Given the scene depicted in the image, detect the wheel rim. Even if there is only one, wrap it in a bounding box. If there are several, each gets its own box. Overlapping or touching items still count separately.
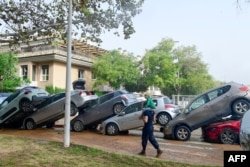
[70,104,78,116]
[26,121,34,130]
[158,114,169,125]
[74,121,83,132]
[176,128,189,140]
[107,124,117,135]
[221,130,235,144]
[114,104,124,114]
[21,101,32,112]
[235,102,249,114]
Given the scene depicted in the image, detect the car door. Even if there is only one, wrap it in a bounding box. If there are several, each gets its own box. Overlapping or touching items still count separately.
[184,94,214,129]
[118,102,144,131]
[0,91,20,123]
[206,86,231,118]
[33,93,65,124]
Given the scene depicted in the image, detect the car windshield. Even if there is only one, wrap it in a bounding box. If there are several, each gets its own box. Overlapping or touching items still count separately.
[0,91,21,108]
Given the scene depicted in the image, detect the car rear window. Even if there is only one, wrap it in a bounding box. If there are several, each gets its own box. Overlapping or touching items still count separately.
[163,97,172,104]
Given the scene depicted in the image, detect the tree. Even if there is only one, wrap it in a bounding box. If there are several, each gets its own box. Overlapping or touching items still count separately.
[141,38,178,94]
[141,38,216,96]
[0,52,21,91]
[0,0,144,45]
[92,50,140,90]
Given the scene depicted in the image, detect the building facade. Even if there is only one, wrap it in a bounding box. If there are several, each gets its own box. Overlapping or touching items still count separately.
[0,38,105,90]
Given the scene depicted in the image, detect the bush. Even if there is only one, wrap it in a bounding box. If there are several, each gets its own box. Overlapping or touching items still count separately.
[45,85,65,94]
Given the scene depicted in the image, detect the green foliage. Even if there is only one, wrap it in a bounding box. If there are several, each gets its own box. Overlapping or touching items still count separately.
[93,50,140,90]
[0,52,21,92]
[0,0,144,45]
[45,85,65,94]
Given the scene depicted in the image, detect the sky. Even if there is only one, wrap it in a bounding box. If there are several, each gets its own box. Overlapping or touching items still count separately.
[99,0,250,84]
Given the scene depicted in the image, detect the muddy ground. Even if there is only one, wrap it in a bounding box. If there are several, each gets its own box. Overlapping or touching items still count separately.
[0,127,241,167]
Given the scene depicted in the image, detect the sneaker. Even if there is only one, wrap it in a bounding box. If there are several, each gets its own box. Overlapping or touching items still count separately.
[138,150,146,156]
[156,149,163,158]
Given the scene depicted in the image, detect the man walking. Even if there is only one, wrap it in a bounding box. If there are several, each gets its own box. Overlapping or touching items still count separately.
[138,96,163,158]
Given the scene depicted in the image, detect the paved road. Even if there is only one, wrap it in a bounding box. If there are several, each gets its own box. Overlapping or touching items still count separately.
[0,127,241,167]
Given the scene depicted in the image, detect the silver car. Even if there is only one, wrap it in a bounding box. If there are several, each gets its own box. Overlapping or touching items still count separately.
[100,101,145,135]
[240,109,250,150]
[164,81,250,141]
[22,91,98,130]
[0,87,49,125]
[71,90,138,132]
[152,96,180,126]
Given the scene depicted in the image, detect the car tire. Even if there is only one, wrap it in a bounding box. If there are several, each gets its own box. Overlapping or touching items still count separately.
[70,103,79,116]
[232,99,250,116]
[106,123,119,135]
[113,103,125,115]
[157,112,171,126]
[72,120,84,132]
[219,128,237,144]
[174,125,191,141]
[25,119,36,130]
[20,99,33,113]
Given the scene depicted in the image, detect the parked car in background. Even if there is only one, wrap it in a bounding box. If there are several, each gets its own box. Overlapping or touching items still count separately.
[202,118,240,144]
[163,82,250,141]
[22,91,98,130]
[0,93,12,104]
[0,87,49,126]
[100,101,145,135]
[240,109,250,150]
[152,95,180,126]
[71,90,138,132]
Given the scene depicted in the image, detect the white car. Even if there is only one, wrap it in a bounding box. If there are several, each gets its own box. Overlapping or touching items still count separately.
[0,87,49,125]
[152,96,180,126]
[240,109,250,150]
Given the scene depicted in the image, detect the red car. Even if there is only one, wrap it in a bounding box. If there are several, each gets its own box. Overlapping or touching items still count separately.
[202,119,240,144]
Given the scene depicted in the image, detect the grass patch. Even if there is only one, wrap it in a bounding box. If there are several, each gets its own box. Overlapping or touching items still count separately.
[0,135,216,167]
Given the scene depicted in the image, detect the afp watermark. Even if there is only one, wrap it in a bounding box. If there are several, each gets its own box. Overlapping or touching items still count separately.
[224,151,250,167]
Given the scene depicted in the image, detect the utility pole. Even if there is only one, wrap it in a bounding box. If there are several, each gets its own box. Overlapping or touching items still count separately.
[64,0,73,147]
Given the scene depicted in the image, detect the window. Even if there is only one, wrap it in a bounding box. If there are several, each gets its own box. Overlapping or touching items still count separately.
[21,65,28,79]
[78,69,84,79]
[32,65,36,81]
[91,72,96,80]
[41,65,49,81]
[189,95,208,111]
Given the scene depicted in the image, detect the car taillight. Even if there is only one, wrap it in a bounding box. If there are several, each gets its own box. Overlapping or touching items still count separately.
[165,104,174,109]
[239,85,249,92]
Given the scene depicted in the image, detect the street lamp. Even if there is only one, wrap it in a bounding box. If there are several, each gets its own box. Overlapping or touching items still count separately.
[64,0,73,148]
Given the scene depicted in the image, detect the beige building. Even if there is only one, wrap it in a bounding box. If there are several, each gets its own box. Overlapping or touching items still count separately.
[0,38,106,90]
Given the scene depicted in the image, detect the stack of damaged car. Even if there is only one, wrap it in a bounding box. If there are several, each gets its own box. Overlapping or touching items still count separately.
[0,86,49,127]
[163,82,250,141]
[22,90,98,130]
[71,90,138,132]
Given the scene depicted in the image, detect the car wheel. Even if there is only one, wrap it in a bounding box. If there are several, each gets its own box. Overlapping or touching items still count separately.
[72,120,84,132]
[157,112,171,126]
[70,103,79,116]
[113,103,125,115]
[232,99,249,116]
[20,99,33,113]
[46,122,55,128]
[219,128,237,144]
[174,125,191,141]
[25,119,36,130]
[106,123,119,135]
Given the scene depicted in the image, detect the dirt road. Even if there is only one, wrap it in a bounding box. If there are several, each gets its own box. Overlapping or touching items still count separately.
[0,127,241,166]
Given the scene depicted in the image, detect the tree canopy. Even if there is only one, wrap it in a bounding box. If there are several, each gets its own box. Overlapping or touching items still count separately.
[92,50,140,90]
[0,0,144,45]
[0,52,21,91]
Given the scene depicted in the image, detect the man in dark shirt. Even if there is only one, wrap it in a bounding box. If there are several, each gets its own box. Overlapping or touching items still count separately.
[138,96,163,158]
